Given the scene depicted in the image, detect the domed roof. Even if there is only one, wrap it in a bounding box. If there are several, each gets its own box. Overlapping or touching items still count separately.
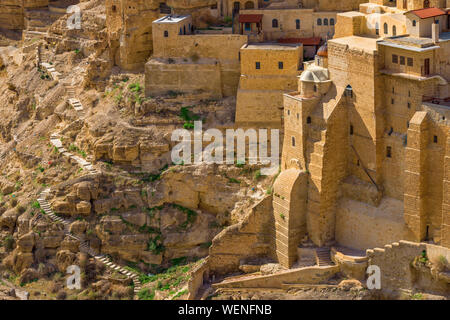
[299,66,329,83]
[317,41,328,57]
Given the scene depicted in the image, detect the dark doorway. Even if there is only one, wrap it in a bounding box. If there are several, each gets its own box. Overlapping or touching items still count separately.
[424,58,430,75]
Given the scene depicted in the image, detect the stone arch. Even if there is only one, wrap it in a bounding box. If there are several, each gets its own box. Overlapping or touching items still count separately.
[244,1,254,9]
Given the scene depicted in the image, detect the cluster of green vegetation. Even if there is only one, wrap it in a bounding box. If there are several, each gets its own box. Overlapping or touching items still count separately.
[147,235,164,255]
[140,164,169,183]
[172,204,197,230]
[135,257,196,300]
[223,173,240,184]
[145,205,163,218]
[129,82,145,105]
[419,250,428,264]
[68,144,87,158]
[179,106,202,130]
[37,67,50,80]
[3,235,14,251]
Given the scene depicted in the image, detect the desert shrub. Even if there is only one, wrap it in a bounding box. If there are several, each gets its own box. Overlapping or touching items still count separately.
[138,288,155,300]
[4,236,14,251]
[56,290,67,300]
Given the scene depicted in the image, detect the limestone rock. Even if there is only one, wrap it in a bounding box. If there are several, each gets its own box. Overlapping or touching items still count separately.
[76,201,92,215]
[69,220,89,234]
[16,232,36,253]
[19,268,39,284]
[56,250,77,273]
[0,209,20,232]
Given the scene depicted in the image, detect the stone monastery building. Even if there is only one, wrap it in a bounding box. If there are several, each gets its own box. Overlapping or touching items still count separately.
[105,0,450,269]
[4,0,448,277]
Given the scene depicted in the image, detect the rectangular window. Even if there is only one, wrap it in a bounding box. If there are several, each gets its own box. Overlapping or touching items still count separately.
[392,54,398,64]
[434,135,438,143]
[296,19,300,29]
[400,56,405,65]
[386,146,392,158]
[391,98,395,104]
[255,62,260,69]
[278,61,284,69]
[407,102,411,109]
[407,57,413,67]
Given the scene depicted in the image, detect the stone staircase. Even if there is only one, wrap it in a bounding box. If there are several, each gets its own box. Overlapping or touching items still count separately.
[316,247,333,266]
[37,189,143,297]
[49,133,99,175]
[41,62,62,80]
[64,84,85,117]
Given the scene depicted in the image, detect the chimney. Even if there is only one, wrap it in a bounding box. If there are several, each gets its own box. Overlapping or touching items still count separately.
[432,21,439,43]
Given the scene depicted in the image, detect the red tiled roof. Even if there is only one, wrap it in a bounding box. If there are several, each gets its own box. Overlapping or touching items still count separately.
[239,14,263,23]
[277,37,322,46]
[407,7,446,19]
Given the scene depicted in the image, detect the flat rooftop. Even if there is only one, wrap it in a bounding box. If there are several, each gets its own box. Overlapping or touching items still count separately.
[243,43,301,50]
[338,11,366,18]
[154,15,190,24]
[378,33,450,52]
[329,36,378,53]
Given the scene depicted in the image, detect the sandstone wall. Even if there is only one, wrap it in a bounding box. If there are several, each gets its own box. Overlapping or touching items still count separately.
[272,169,308,267]
[235,44,302,127]
[336,197,413,250]
[0,1,25,30]
[366,240,450,295]
[150,34,247,96]
[208,196,274,275]
[145,58,223,99]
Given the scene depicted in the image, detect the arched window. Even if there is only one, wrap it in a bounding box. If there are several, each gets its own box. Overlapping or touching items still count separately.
[164,30,169,37]
[384,23,388,34]
[392,25,396,36]
[424,0,430,8]
[272,19,278,28]
[244,1,254,9]
[324,18,328,26]
[306,116,311,124]
[292,137,296,147]
[317,18,322,26]
[296,19,300,29]
[330,18,335,26]
[412,20,416,27]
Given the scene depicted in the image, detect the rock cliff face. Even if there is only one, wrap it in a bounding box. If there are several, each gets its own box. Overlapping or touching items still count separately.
[0,9,271,296]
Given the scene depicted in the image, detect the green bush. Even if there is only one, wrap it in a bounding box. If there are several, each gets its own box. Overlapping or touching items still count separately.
[4,236,14,251]
[31,201,40,209]
[137,288,155,300]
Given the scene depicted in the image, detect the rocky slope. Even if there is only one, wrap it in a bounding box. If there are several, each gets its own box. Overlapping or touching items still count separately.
[0,0,275,300]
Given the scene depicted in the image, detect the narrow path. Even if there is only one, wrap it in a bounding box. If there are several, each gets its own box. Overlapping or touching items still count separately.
[30,49,143,298]
[36,189,143,297]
